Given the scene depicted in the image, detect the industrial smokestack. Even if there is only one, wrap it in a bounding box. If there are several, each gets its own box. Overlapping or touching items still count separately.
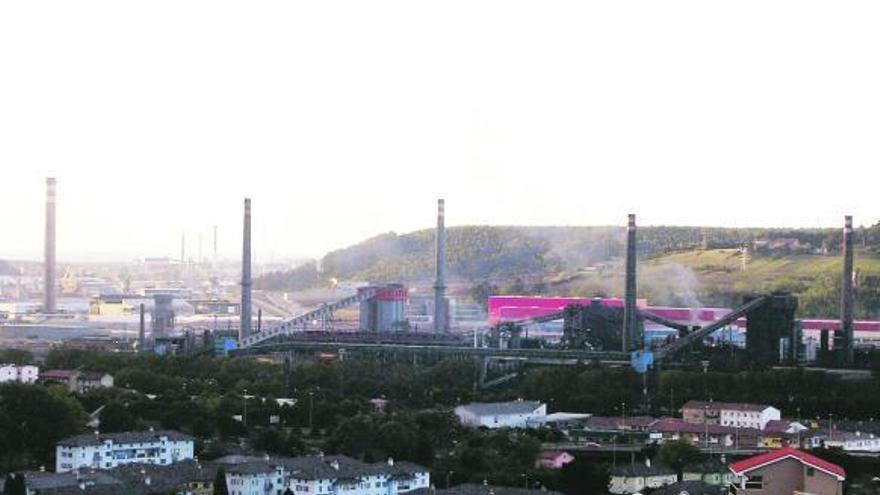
[139,303,146,351]
[240,198,253,341]
[842,215,854,364]
[622,213,637,353]
[434,199,447,332]
[44,177,57,313]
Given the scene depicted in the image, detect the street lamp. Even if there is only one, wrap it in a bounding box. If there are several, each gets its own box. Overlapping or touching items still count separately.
[308,390,315,431]
[243,388,248,427]
[445,471,455,488]
[612,435,617,467]
[704,404,709,452]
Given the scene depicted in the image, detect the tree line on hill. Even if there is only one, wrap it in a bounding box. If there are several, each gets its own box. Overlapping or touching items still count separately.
[255,223,880,292]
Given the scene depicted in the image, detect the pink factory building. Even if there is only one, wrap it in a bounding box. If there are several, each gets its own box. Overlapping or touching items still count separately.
[488,296,880,345]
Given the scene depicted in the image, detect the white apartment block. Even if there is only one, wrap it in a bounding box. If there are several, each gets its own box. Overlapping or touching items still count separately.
[718,405,780,430]
[224,455,430,495]
[0,364,39,384]
[823,431,880,453]
[55,429,194,473]
[682,401,780,430]
[454,400,547,429]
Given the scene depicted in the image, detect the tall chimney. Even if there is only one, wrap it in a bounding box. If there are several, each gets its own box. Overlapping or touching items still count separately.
[44,177,57,313]
[138,303,146,351]
[434,199,447,332]
[842,215,854,364]
[622,214,637,353]
[240,198,252,341]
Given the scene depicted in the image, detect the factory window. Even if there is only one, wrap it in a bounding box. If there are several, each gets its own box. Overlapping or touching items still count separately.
[744,476,763,489]
[807,467,815,476]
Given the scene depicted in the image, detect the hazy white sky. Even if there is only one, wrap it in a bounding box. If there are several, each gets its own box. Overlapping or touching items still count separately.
[2,1,878,261]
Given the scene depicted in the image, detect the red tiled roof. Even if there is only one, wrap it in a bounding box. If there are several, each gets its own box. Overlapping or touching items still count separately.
[41,370,78,379]
[538,451,571,460]
[763,420,791,433]
[729,447,845,480]
[652,418,758,436]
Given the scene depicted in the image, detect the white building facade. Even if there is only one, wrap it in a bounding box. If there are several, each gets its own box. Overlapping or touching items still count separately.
[454,401,547,429]
[683,401,780,430]
[718,405,780,430]
[55,430,194,473]
[823,431,880,453]
[224,456,430,495]
[0,364,39,384]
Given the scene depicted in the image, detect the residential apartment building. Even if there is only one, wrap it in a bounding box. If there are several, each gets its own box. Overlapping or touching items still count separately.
[25,459,215,494]
[820,430,880,453]
[55,430,194,473]
[728,447,845,495]
[682,401,780,430]
[224,455,429,495]
[409,485,564,495]
[608,461,677,494]
[682,458,734,485]
[0,364,38,383]
[454,400,547,429]
[41,370,114,394]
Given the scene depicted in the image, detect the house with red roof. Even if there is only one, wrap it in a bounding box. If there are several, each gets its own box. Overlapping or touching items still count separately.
[536,451,574,470]
[728,447,844,495]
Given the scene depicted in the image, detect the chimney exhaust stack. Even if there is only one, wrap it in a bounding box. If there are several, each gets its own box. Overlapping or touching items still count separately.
[434,199,447,332]
[44,177,57,313]
[622,214,637,353]
[240,198,253,341]
[139,303,146,351]
[842,215,854,364]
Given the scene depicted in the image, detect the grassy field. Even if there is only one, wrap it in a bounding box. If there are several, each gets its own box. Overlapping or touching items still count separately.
[652,248,880,290]
[553,248,880,315]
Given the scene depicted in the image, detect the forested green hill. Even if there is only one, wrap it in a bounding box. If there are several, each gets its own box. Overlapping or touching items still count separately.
[255,223,878,287]
[255,222,880,318]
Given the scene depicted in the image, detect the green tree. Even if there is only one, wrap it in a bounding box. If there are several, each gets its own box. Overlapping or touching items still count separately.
[657,440,701,474]
[0,384,85,471]
[376,421,418,461]
[213,467,229,495]
[4,474,25,495]
[327,414,377,460]
[100,400,137,433]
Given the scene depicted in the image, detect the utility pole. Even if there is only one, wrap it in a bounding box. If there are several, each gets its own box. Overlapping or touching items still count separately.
[243,388,248,427]
[308,390,315,431]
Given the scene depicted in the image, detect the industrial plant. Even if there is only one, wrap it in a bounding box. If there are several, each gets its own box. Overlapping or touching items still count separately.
[0,177,877,385]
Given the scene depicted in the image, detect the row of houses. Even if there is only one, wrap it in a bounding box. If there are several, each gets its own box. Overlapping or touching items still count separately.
[454,400,880,455]
[453,400,782,433]
[681,401,781,431]
[587,415,880,454]
[222,455,429,495]
[609,448,846,495]
[56,429,194,473]
[32,453,429,495]
[48,429,431,495]
[0,364,114,394]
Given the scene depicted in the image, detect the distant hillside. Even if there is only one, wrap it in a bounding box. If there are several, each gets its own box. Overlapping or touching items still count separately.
[0,260,16,276]
[255,223,880,298]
